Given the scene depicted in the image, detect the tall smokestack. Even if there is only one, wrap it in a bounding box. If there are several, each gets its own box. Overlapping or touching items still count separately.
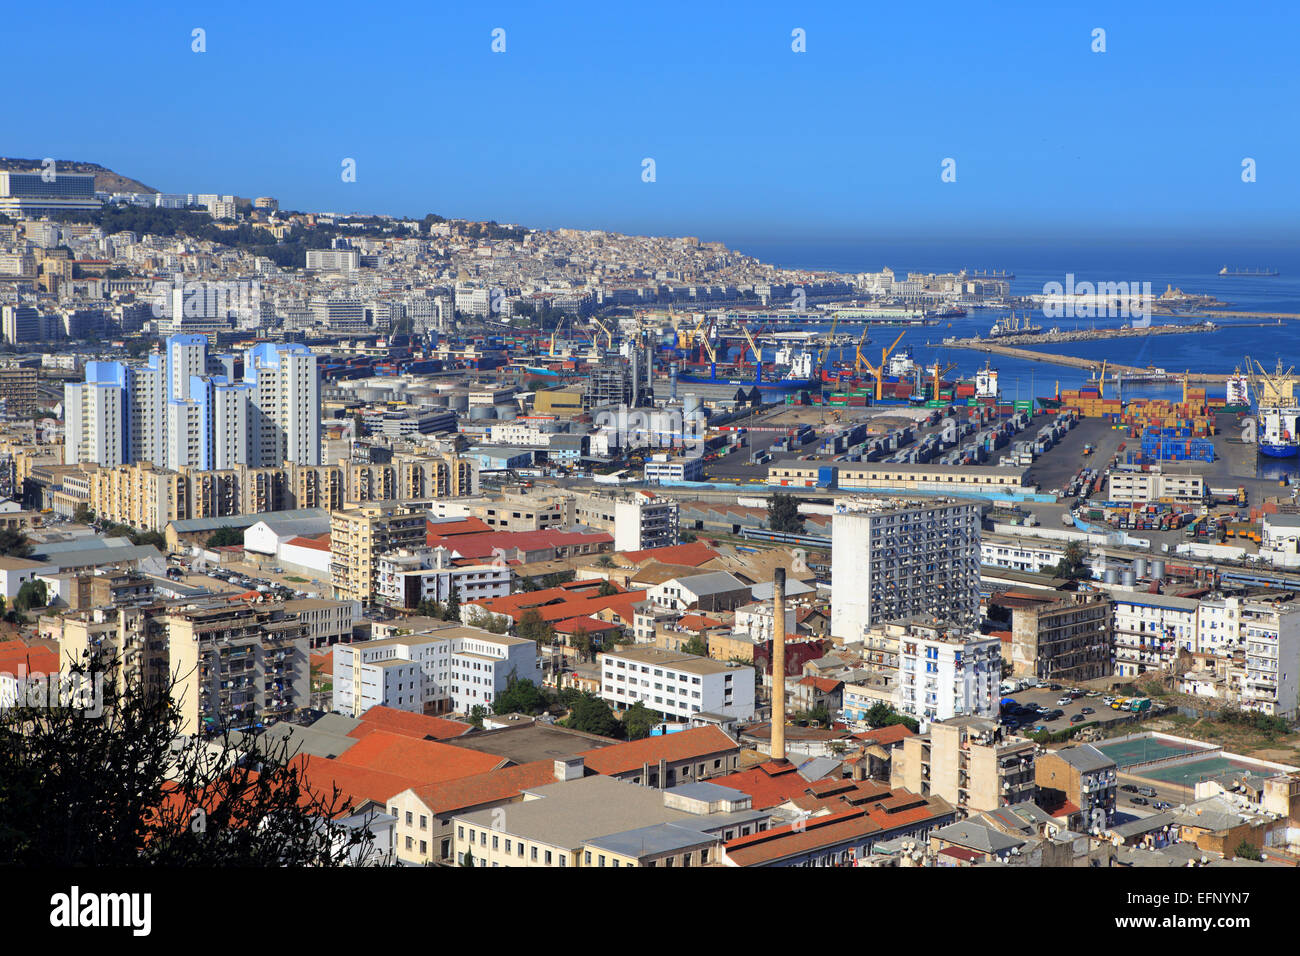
[771,566,787,762]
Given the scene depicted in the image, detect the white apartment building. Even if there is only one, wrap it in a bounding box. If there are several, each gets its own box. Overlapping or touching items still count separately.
[331,624,540,717]
[643,455,704,484]
[732,601,796,647]
[980,532,1064,574]
[245,342,321,466]
[1111,591,1200,677]
[305,249,361,273]
[1240,603,1300,719]
[376,547,512,609]
[896,624,1000,726]
[830,499,981,641]
[614,492,679,551]
[599,646,755,720]
[64,369,126,466]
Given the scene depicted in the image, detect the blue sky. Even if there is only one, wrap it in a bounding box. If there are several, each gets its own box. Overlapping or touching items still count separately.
[7,1,1300,243]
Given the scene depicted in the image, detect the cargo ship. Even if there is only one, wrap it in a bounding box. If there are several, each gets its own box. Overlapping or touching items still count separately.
[1246,358,1300,458]
[988,311,1043,338]
[675,348,818,393]
[1219,266,1279,277]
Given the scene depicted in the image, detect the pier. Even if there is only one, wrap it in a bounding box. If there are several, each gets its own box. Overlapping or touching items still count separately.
[946,341,1232,383]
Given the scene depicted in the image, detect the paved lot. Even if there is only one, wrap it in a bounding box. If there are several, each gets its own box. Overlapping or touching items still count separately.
[1000,686,1138,734]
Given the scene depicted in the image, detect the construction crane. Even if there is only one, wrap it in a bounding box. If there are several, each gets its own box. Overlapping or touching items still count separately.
[858,330,908,401]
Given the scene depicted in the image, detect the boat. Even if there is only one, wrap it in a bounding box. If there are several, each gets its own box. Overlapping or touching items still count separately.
[1219,266,1279,277]
[1246,358,1300,458]
[676,348,819,393]
[969,269,1015,280]
[988,311,1044,337]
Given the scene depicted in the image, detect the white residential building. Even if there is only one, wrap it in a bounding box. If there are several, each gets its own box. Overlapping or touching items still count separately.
[895,622,1000,726]
[614,492,679,551]
[1240,603,1300,720]
[305,249,361,273]
[1111,591,1200,678]
[376,547,512,609]
[245,342,321,466]
[831,498,981,640]
[599,645,755,720]
[331,624,539,717]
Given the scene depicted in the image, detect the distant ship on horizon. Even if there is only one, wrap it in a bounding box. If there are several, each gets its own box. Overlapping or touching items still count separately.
[1219,266,1279,277]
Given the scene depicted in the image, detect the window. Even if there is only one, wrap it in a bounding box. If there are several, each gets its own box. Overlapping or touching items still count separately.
[405,836,413,850]
[420,815,428,830]
[585,851,591,865]
[420,841,427,855]
[531,846,538,861]
[406,811,413,825]
[545,850,553,865]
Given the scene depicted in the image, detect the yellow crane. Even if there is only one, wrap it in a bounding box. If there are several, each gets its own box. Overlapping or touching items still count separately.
[815,313,841,369]
[852,327,870,376]
[548,317,567,357]
[739,322,762,371]
[591,317,614,352]
[927,361,957,400]
[858,330,908,401]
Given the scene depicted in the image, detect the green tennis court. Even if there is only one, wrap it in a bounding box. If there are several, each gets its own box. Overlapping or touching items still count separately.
[1093,737,1209,769]
[1132,756,1251,789]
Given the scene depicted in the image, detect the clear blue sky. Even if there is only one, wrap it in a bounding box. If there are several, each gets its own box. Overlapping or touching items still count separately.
[7,0,1299,243]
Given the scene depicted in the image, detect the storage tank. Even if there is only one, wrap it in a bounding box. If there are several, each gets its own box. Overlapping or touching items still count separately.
[448,394,469,412]
[1121,570,1137,588]
[469,405,495,421]
[1133,557,1147,579]
[1151,559,1166,580]
[1104,567,1119,585]
[494,403,518,421]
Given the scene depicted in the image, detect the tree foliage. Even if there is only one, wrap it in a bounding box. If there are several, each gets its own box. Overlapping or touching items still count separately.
[767,493,805,534]
[0,654,383,865]
[492,677,550,716]
[563,693,624,739]
[622,702,659,740]
[0,528,33,558]
[206,527,245,549]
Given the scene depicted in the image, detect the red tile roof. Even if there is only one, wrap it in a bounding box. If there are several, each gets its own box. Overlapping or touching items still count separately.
[285,533,331,551]
[296,755,420,808]
[406,760,560,814]
[712,761,830,809]
[334,729,504,783]
[578,726,738,775]
[425,517,492,544]
[0,643,59,675]
[620,541,720,567]
[797,676,843,693]
[678,613,725,631]
[350,705,474,741]
[852,725,916,747]
[468,583,646,626]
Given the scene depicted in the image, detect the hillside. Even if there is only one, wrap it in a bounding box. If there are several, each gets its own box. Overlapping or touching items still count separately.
[0,158,157,194]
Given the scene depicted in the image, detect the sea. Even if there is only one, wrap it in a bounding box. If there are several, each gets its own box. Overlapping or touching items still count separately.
[721,236,1300,479]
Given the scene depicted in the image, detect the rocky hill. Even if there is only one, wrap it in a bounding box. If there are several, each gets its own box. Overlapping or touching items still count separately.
[0,158,157,194]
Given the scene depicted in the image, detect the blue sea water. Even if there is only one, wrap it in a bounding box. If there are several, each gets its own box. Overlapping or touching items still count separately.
[724,237,1300,397]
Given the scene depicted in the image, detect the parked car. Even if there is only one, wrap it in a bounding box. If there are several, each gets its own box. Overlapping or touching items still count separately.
[1120,784,1139,793]
[1086,690,1102,698]
[1081,707,1095,715]
[1153,801,1172,810]
[1070,714,1085,723]
[1131,797,1149,806]
[1056,696,1072,706]
[1047,683,1062,691]
[1137,786,1157,798]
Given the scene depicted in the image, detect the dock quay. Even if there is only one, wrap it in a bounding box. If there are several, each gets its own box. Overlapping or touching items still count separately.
[945,341,1232,383]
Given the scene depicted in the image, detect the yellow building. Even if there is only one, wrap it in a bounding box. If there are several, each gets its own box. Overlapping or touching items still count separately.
[330,502,430,605]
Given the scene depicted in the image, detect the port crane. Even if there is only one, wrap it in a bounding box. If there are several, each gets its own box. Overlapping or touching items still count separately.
[857,330,908,401]
[1245,356,1297,406]
[852,327,871,377]
[738,323,762,373]
[590,317,615,352]
[548,318,567,357]
[926,361,958,400]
